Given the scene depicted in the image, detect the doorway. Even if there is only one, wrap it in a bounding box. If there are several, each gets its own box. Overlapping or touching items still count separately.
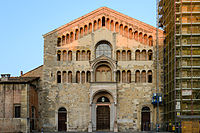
[58,107,67,131]
[96,106,110,130]
[141,106,150,131]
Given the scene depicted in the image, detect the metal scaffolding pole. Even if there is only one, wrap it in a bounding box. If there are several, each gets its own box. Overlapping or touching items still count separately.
[156,0,160,132]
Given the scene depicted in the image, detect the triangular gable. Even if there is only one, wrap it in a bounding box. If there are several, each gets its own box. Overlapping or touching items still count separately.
[43,7,162,38]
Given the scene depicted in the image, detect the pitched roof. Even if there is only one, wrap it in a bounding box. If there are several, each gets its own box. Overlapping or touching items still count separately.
[0,77,39,84]
[22,65,43,78]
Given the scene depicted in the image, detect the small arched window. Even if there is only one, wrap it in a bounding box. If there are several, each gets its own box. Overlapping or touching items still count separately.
[80,27,83,37]
[148,50,153,60]
[141,70,146,83]
[120,24,123,35]
[122,70,126,83]
[135,50,140,61]
[115,22,119,32]
[75,29,79,40]
[129,28,133,39]
[94,20,97,31]
[81,71,85,83]
[106,18,110,29]
[66,34,69,44]
[139,32,143,43]
[141,50,147,61]
[62,71,67,83]
[86,71,91,82]
[148,36,153,46]
[70,32,74,43]
[124,26,128,37]
[122,50,126,61]
[76,71,80,83]
[144,34,148,45]
[89,23,92,33]
[76,50,80,61]
[96,41,112,58]
[98,19,101,29]
[57,37,61,47]
[87,50,91,61]
[127,70,131,83]
[84,25,88,35]
[82,50,86,61]
[134,31,138,41]
[135,70,140,83]
[116,70,120,82]
[63,50,67,61]
[102,17,105,27]
[57,71,61,83]
[111,20,114,31]
[127,50,131,61]
[68,51,72,61]
[57,50,61,61]
[68,71,72,83]
[148,70,152,83]
[116,50,120,61]
[62,35,65,46]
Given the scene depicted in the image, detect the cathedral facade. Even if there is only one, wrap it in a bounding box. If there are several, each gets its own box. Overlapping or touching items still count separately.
[41,7,163,132]
[0,7,164,132]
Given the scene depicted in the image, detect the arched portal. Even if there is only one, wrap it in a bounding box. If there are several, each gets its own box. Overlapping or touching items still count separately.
[141,106,150,131]
[91,91,115,131]
[58,107,67,131]
[96,96,110,130]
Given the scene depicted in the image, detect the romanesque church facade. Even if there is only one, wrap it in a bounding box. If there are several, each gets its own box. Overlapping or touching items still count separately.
[41,7,163,132]
[0,7,163,132]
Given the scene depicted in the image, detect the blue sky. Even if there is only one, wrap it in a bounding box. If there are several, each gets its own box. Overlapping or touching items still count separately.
[0,0,156,76]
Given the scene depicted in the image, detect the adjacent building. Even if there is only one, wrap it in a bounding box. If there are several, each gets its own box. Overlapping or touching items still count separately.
[0,74,39,132]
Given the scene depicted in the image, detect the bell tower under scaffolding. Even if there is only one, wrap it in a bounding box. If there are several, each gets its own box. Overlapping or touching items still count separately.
[158,0,200,132]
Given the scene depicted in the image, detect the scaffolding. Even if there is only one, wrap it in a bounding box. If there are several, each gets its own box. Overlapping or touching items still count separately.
[158,0,200,132]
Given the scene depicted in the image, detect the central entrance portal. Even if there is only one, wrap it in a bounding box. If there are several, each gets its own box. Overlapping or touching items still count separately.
[91,90,116,131]
[96,106,110,130]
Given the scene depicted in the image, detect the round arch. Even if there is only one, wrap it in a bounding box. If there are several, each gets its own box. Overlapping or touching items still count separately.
[95,40,112,58]
[92,90,114,104]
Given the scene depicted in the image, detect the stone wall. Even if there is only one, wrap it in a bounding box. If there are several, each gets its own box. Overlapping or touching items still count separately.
[0,84,28,132]
[42,25,162,132]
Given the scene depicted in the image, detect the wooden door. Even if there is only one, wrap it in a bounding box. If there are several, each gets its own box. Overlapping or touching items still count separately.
[97,106,110,130]
[141,112,150,131]
[58,112,66,131]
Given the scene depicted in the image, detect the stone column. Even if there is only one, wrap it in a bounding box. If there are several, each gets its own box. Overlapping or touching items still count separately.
[91,70,94,82]
[113,69,117,82]
[88,104,92,132]
[114,103,118,132]
[120,71,122,83]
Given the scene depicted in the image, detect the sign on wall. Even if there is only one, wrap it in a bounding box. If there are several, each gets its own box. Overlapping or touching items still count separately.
[182,90,192,96]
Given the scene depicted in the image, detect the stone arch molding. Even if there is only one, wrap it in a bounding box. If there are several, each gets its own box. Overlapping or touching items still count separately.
[92,90,115,104]
[90,55,117,71]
